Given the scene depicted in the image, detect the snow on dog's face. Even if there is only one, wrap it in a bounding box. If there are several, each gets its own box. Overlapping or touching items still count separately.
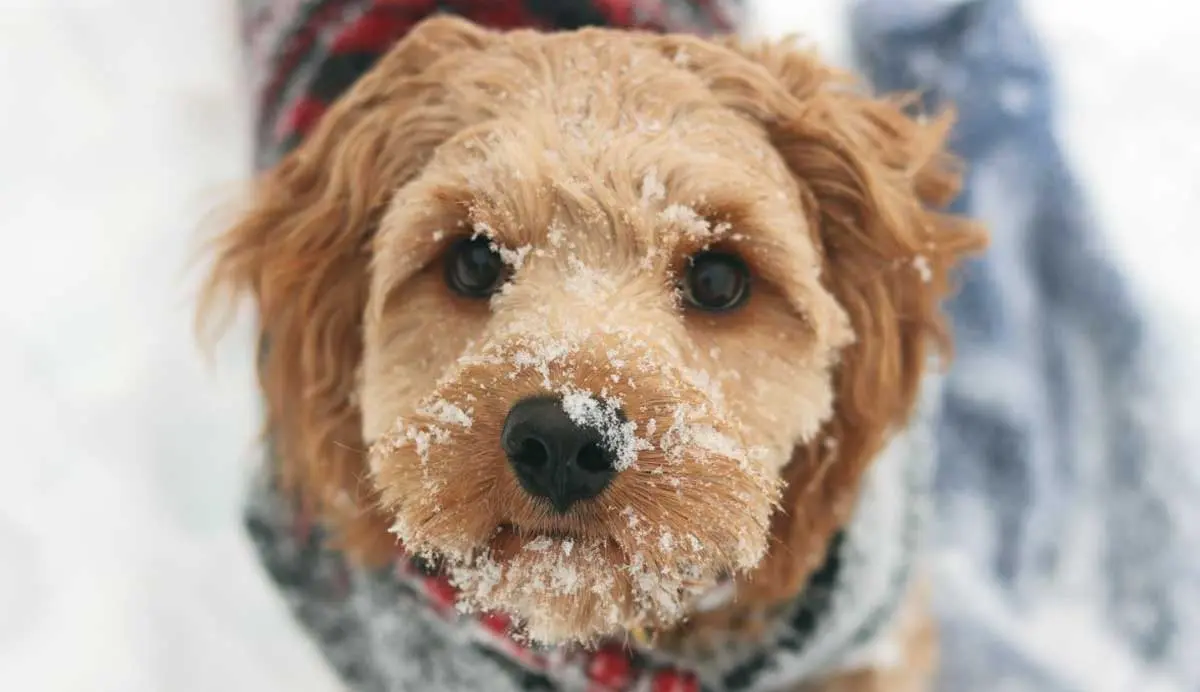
[360,102,851,641]
[202,18,984,646]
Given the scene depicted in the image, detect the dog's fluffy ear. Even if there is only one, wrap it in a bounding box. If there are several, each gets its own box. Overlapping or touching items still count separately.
[199,16,494,562]
[660,35,987,604]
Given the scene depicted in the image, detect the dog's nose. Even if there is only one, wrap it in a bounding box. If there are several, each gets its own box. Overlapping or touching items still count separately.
[501,397,618,513]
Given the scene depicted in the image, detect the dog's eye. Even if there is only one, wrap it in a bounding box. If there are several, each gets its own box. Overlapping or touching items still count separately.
[682,252,751,312]
[445,237,506,298]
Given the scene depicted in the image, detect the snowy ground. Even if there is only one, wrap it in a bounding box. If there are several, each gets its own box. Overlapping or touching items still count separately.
[0,1,1196,690]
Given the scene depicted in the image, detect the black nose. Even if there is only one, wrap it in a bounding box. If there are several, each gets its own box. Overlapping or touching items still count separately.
[501,396,618,513]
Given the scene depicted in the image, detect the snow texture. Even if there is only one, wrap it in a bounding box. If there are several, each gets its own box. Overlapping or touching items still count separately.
[850,1,1200,690]
[560,390,643,471]
[2,0,1199,691]
[374,326,769,644]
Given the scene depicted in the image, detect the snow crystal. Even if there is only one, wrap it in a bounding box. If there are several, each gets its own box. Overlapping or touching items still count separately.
[640,168,666,206]
[416,399,473,428]
[658,203,728,240]
[912,255,932,283]
[410,429,432,460]
[509,337,575,387]
[689,425,742,458]
[524,536,555,552]
[659,531,675,551]
[563,256,618,303]
[447,537,635,641]
[547,221,566,247]
[550,563,581,594]
[692,579,736,613]
[494,243,532,271]
[658,404,745,465]
[560,390,648,471]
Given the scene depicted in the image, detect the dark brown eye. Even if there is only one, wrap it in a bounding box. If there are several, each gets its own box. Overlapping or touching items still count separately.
[682,251,751,311]
[444,237,505,298]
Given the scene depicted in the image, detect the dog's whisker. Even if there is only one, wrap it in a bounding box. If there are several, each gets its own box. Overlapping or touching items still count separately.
[800,443,838,497]
[333,439,369,454]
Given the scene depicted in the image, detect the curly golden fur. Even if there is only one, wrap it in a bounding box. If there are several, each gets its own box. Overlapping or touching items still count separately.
[201,16,985,689]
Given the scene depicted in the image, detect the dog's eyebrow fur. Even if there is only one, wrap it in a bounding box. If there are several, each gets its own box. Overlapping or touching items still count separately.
[374,148,832,331]
[652,180,838,324]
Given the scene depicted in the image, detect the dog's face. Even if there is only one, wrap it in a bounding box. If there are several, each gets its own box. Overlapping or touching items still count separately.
[203,18,983,645]
[360,49,854,639]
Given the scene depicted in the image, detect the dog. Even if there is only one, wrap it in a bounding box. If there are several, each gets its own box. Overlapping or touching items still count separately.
[202,10,986,692]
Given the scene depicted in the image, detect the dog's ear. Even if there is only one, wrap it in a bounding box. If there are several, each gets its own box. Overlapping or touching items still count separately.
[199,16,494,562]
[657,35,987,604]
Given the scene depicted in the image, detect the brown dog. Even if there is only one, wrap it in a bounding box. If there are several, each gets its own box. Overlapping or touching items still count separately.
[203,16,984,691]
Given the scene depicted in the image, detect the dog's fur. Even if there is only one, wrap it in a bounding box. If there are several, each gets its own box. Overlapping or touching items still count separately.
[202,17,985,689]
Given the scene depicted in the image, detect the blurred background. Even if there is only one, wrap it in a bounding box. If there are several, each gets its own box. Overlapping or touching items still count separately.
[0,1,1196,690]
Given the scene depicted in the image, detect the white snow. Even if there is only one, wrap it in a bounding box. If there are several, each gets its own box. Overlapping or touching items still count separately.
[912,254,933,283]
[417,399,474,429]
[494,243,533,272]
[560,390,644,471]
[1,0,1198,690]
[658,203,727,240]
[640,168,667,206]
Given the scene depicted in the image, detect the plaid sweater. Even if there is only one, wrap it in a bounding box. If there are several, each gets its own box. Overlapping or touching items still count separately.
[240,0,739,169]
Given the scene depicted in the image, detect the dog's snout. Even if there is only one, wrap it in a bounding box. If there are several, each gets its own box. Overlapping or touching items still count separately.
[501,397,617,513]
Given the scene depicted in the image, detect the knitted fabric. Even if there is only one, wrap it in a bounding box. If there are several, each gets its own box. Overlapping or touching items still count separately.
[239,0,740,169]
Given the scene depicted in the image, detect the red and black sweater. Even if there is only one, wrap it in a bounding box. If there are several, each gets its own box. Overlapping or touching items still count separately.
[240,0,741,169]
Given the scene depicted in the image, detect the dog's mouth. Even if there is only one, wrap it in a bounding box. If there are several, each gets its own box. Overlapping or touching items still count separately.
[489,521,736,601]
[495,522,576,539]
[490,522,597,560]
[477,520,738,641]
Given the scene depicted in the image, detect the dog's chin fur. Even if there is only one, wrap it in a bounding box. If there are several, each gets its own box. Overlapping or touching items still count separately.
[201,16,986,651]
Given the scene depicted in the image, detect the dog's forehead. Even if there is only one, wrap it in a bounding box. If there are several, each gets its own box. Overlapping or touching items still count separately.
[414,40,805,252]
[373,32,826,309]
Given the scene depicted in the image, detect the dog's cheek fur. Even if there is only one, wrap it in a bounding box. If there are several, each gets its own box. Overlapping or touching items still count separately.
[197,17,498,564]
[682,284,850,477]
[657,35,989,613]
[359,267,491,444]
